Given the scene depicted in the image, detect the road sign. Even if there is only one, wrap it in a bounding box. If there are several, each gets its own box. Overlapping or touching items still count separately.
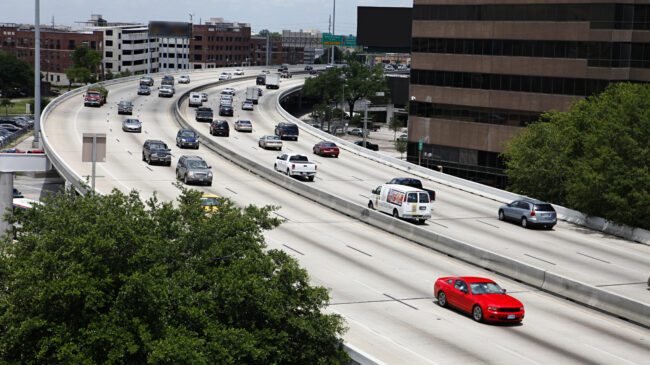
[322,33,342,46]
[418,139,423,151]
[344,35,357,47]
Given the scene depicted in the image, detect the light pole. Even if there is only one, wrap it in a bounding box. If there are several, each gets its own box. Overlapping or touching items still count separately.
[331,0,336,65]
[363,100,368,148]
[33,0,41,149]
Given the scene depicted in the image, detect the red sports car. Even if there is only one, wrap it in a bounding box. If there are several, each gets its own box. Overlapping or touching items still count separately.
[434,277,524,323]
[313,141,339,158]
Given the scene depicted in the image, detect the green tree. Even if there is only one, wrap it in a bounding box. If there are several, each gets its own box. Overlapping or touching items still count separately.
[302,68,343,105]
[503,82,650,229]
[338,61,387,119]
[312,103,335,133]
[0,51,34,97]
[388,116,404,141]
[65,67,91,88]
[70,46,102,82]
[0,188,349,363]
[0,98,14,116]
[395,139,407,160]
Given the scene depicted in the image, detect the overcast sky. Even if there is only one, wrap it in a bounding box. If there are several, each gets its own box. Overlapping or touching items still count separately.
[3,0,412,35]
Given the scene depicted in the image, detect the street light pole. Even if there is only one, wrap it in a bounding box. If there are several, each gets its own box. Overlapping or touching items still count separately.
[363,101,368,148]
[34,0,41,149]
[331,0,335,65]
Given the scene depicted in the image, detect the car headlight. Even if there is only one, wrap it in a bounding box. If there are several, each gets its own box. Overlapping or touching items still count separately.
[187,172,194,177]
[487,306,498,311]
[181,138,187,142]
[520,307,525,311]
[207,172,213,177]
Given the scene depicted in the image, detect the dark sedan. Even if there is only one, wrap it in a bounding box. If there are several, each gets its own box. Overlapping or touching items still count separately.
[137,85,151,95]
[354,140,379,151]
[219,105,234,117]
[210,120,230,137]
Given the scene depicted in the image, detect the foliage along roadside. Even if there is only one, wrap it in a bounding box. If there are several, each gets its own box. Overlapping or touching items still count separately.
[0,187,349,364]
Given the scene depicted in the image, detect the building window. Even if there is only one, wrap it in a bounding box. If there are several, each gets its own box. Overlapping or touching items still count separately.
[68,40,75,50]
[106,40,113,46]
[106,29,113,36]
[106,62,113,68]
[122,61,132,66]
[106,51,113,57]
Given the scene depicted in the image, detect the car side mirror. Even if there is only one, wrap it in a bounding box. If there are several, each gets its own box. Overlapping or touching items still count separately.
[502,289,507,294]
[208,166,212,169]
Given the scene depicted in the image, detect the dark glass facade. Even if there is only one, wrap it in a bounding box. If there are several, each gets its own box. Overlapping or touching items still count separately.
[412,38,650,68]
[409,101,541,127]
[412,4,650,30]
[410,69,622,97]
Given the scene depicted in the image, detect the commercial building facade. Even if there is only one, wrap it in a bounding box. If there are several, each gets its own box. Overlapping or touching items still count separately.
[189,19,252,69]
[282,29,322,64]
[409,1,650,187]
[251,37,304,66]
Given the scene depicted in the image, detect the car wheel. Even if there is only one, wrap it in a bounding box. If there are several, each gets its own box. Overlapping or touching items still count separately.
[521,217,528,228]
[166,161,171,166]
[418,219,426,224]
[367,201,374,210]
[313,148,317,155]
[472,305,484,322]
[286,168,290,176]
[146,155,151,165]
[393,209,399,219]
[142,152,146,162]
[334,154,338,158]
[225,132,229,137]
[308,176,314,182]
[498,210,505,221]
[206,181,212,187]
[184,174,189,185]
[437,291,447,307]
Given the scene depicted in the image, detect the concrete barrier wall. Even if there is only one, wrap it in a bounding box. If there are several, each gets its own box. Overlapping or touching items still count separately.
[275,86,650,246]
[173,85,650,328]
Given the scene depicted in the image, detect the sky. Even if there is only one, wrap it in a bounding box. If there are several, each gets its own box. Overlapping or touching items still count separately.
[3,0,413,35]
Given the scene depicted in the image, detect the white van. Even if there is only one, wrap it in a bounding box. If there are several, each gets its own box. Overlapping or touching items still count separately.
[368,184,432,223]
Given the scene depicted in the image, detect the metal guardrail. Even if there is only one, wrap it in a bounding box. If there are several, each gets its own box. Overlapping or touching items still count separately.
[275,85,650,246]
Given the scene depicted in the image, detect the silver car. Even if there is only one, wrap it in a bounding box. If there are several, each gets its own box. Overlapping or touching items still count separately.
[234,120,253,132]
[241,101,254,111]
[122,118,142,133]
[176,155,213,186]
[498,198,557,229]
[259,135,282,150]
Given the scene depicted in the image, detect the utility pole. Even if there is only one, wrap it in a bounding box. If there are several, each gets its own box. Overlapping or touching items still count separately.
[33,0,41,149]
[331,0,336,65]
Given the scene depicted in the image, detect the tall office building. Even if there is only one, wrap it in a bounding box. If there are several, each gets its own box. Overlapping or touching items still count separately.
[409,1,650,187]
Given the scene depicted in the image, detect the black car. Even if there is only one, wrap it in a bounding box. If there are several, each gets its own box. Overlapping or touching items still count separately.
[161,75,174,85]
[210,120,230,137]
[304,65,313,71]
[354,140,379,151]
[219,105,234,116]
[195,106,213,122]
[142,139,171,166]
[117,101,133,115]
[140,76,154,86]
[137,85,151,95]
[13,188,23,198]
[256,76,266,85]
[258,88,263,96]
[274,123,299,141]
[176,129,199,149]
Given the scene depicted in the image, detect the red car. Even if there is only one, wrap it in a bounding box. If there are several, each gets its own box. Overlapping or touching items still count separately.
[434,277,524,323]
[313,141,339,158]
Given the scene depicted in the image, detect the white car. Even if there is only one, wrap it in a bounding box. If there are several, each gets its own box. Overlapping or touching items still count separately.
[234,120,253,132]
[234,69,244,75]
[188,92,202,107]
[219,72,232,81]
[224,87,236,94]
[241,101,254,111]
[220,89,235,96]
[259,135,282,150]
[178,75,190,84]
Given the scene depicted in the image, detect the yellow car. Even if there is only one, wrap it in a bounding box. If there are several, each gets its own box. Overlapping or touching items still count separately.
[201,193,221,214]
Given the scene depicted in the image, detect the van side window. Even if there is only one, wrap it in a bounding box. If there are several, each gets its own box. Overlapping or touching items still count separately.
[372,187,381,195]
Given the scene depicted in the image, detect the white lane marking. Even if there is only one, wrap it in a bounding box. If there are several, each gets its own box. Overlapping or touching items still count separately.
[496,344,542,365]
[329,308,439,365]
[583,344,639,365]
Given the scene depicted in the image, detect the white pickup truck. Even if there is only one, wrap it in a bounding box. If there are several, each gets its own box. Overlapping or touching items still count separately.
[274,153,317,181]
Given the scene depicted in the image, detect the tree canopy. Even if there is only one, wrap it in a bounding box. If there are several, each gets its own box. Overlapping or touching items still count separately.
[0,51,34,97]
[503,82,650,229]
[68,46,102,84]
[0,188,348,363]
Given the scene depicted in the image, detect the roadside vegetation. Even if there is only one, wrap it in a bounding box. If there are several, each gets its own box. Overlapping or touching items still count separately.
[0,187,349,363]
[503,82,650,229]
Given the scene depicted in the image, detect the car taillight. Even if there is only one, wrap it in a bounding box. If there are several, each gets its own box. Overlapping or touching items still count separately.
[530,210,536,216]
[315,165,317,170]
[292,164,295,169]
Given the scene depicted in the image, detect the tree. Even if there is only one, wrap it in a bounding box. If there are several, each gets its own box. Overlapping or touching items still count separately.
[257,29,281,38]
[388,116,404,141]
[312,103,335,133]
[395,139,407,160]
[338,61,387,119]
[0,187,349,363]
[503,82,650,229]
[0,51,34,97]
[65,67,91,88]
[70,46,102,82]
[302,68,343,105]
[0,98,14,116]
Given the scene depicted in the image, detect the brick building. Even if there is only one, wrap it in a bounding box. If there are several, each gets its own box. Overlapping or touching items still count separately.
[189,19,252,69]
[251,36,304,66]
[0,23,103,85]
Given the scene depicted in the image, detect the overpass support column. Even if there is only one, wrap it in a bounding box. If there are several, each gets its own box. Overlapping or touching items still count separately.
[386,104,395,123]
[0,172,13,238]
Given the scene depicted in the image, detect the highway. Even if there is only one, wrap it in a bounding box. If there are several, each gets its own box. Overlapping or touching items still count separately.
[44,69,650,364]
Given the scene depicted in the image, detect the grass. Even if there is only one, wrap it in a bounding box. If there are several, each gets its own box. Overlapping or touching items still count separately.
[1,97,53,117]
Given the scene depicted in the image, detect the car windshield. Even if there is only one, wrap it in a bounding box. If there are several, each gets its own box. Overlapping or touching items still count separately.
[180,131,195,137]
[188,160,208,169]
[201,197,220,206]
[289,155,308,162]
[150,143,166,150]
[239,121,251,125]
[534,204,554,211]
[469,282,504,295]
[267,136,280,140]
[125,119,139,124]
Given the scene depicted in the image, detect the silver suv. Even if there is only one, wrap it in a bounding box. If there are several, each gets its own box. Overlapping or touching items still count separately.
[176,155,213,186]
[498,198,557,229]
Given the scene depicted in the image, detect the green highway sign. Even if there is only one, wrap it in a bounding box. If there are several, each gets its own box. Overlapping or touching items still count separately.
[344,35,357,47]
[322,33,343,46]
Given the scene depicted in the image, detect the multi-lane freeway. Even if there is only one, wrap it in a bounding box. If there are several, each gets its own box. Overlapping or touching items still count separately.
[43,69,650,364]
